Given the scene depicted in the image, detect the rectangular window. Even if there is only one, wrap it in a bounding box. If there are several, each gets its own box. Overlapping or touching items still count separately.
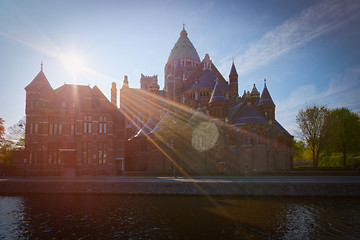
[83,143,87,163]
[54,151,57,164]
[98,143,107,164]
[48,150,52,164]
[58,151,61,164]
[98,116,108,134]
[83,116,93,134]
[54,123,58,135]
[59,124,62,135]
[70,124,75,136]
[49,123,53,135]
[29,152,32,164]
[30,122,33,135]
[83,142,91,164]
[98,149,102,164]
[35,123,38,134]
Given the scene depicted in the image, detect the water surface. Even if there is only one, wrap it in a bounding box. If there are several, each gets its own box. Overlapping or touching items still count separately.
[1,195,359,239]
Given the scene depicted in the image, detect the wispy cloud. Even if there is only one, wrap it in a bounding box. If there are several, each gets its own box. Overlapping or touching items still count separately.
[218,0,360,77]
[277,65,360,136]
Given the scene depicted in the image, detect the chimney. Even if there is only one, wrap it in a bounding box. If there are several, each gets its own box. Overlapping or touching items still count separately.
[111,82,117,107]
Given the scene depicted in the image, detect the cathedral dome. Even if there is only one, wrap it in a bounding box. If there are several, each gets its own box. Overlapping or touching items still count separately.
[167,25,200,63]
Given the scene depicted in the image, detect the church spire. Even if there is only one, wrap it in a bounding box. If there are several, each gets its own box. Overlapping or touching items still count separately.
[41,61,43,72]
[229,60,238,97]
[180,23,187,36]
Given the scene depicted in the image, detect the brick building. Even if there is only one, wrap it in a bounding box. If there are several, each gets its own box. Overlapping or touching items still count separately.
[21,64,125,176]
[121,25,293,175]
[19,25,292,176]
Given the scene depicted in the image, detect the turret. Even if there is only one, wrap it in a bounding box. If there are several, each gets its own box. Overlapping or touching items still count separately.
[258,79,275,123]
[229,61,238,97]
[250,83,260,104]
[25,62,53,114]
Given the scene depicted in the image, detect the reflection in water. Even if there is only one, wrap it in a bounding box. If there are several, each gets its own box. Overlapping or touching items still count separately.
[0,195,359,239]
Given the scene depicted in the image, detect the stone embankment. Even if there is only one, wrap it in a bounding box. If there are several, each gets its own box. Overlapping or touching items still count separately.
[1,176,360,196]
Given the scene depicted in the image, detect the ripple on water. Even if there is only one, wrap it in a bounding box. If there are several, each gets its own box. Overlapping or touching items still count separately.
[0,195,359,239]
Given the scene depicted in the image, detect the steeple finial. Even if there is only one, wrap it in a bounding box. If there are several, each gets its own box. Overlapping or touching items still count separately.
[264,78,267,87]
[41,61,43,71]
[180,23,187,36]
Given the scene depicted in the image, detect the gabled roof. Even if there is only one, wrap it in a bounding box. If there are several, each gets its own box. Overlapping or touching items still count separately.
[209,80,226,104]
[183,55,229,92]
[25,69,52,91]
[258,81,275,106]
[274,120,291,136]
[229,62,238,76]
[167,26,200,63]
[251,84,259,95]
[230,103,268,125]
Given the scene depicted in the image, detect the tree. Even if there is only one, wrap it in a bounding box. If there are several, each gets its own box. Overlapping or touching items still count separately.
[323,108,360,167]
[6,118,25,149]
[0,118,25,164]
[0,118,5,141]
[296,105,328,168]
[293,139,306,162]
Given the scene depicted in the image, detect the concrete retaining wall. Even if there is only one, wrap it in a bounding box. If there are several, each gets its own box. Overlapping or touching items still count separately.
[1,181,360,196]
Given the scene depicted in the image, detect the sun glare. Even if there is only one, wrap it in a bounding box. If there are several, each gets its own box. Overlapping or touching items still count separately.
[61,52,86,74]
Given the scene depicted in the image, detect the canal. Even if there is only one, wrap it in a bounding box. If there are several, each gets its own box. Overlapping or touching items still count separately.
[1,194,359,239]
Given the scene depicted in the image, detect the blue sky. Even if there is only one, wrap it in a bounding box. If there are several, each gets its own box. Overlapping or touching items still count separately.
[0,0,359,136]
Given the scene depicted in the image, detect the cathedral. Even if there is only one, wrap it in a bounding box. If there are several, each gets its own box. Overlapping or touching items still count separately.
[120,25,293,175]
[19,25,292,176]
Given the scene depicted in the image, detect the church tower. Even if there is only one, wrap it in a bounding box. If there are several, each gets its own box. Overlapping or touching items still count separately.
[164,24,201,99]
[258,79,275,123]
[229,61,238,97]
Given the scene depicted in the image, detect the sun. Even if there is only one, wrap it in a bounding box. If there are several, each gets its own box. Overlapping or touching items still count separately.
[61,52,87,74]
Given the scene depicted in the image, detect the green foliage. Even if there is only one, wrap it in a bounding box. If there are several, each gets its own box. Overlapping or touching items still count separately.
[293,139,305,161]
[323,108,360,167]
[296,105,328,168]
